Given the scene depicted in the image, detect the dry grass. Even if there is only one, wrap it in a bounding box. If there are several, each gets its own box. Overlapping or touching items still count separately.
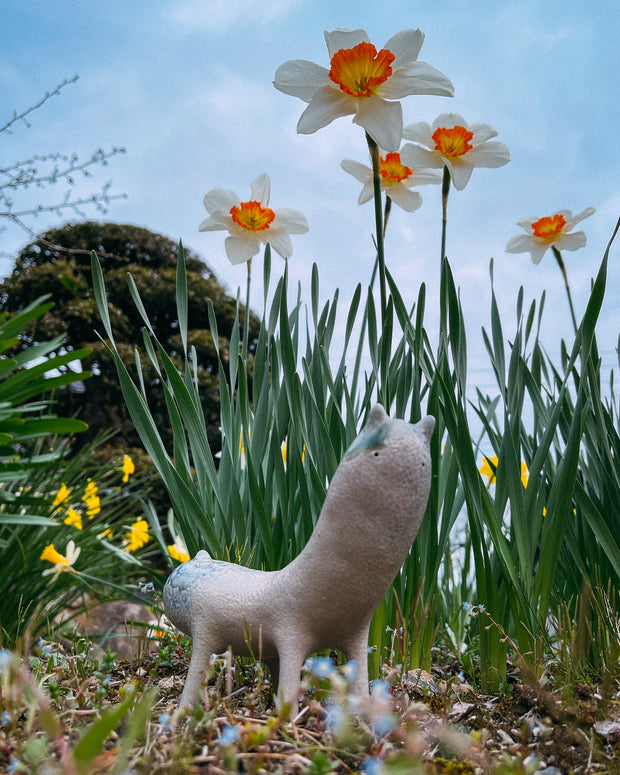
[1,627,619,774]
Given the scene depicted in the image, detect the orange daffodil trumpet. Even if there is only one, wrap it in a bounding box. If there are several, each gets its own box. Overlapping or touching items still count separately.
[341,149,442,212]
[505,208,595,264]
[273,28,454,152]
[199,173,308,265]
[401,113,510,190]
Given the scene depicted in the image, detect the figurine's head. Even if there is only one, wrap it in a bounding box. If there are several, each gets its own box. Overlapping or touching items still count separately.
[335,404,435,534]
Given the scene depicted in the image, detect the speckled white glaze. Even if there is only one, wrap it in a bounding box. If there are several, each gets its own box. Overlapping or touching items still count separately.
[164,404,434,710]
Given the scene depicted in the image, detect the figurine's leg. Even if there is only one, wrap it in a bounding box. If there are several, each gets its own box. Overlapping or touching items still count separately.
[275,644,307,713]
[342,626,371,697]
[178,635,212,708]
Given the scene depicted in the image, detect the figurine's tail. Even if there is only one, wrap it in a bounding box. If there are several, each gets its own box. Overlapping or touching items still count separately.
[195,549,211,560]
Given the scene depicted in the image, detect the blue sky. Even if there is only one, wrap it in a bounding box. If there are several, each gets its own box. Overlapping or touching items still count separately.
[2,0,619,390]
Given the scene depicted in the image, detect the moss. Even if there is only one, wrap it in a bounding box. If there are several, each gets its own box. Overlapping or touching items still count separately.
[426,757,476,775]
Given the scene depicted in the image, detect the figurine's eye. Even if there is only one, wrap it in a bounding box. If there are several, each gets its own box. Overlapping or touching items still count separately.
[373,451,380,457]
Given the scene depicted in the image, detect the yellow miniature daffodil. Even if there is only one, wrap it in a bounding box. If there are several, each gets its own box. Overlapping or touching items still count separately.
[479,456,498,485]
[124,517,150,552]
[41,540,80,576]
[63,509,83,530]
[84,495,101,519]
[520,462,529,488]
[122,454,135,483]
[84,479,98,499]
[167,536,190,563]
[52,483,71,508]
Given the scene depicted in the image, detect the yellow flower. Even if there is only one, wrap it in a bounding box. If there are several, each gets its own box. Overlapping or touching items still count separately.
[121,454,135,483]
[41,540,80,576]
[52,483,71,507]
[167,536,190,563]
[64,509,83,530]
[100,528,114,539]
[83,479,98,499]
[520,462,529,488]
[280,439,305,468]
[124,517,149,552]
[479,456,498,485]
[84,494,101,519]
[480,456,529,487]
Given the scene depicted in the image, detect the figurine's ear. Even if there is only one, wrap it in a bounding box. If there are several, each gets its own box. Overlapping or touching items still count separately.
[367,403,388,429]
[416,415,435,445]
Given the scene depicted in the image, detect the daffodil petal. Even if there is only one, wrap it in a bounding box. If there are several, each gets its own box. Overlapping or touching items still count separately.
[505,235,534,253]
[470,123,498,143]
[225,234,259,264]
[358,181,374,204]
[411,168,443,186]
[199,212,232,232]
[565,207,595,229]
[516,217,538,230]
[353,96,402,152]
[387,186,423,212]
[469,141,511,168]
[555,231,588,251]
[400,143,443,169]
[324,28,370,60]
[297,85,355,134]
[529,244,550,264]
[445,160,475,191]
[383,28,424,68]
[274,208,309,234]
[378,61,454,98]
[506,235,549,264]
[402,121,432,143]
[341,159,372,183]
[203,189,239,214]
[273,59,331,102]
[250,173,270,205]
[432,113,468,131]
[266,228,294,259]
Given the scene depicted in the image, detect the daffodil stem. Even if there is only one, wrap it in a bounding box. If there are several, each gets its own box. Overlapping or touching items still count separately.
[551,247,578,335]
[441,166,450,261]
[367,133,390,407]
[383,195,392,237]
[439,166,451,343]
[242,259,251,359]
[366,133,387,324]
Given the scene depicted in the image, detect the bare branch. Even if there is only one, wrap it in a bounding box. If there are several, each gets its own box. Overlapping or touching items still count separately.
[0,77,127,245]
[0,75,79,135]
[0,147,126,193]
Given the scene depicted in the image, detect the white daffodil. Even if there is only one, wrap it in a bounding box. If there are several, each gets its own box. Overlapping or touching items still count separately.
[505,208,595,264]
[401,113,510,190]
[274,28,454,152]
[341,149,442,212]
[199,173,308,265]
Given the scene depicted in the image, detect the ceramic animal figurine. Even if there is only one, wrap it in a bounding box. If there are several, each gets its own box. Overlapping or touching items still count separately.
[163,404,434,709]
